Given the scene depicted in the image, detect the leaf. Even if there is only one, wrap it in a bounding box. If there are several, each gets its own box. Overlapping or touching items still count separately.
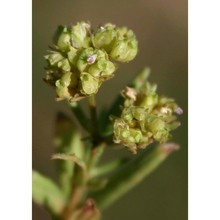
[131,67,151,90]
[54,112,85,196]
[87,178,108,191]
[52,153,86,170]
[90,158,130,178]
[32,170,66,215]
[90,143,180,210]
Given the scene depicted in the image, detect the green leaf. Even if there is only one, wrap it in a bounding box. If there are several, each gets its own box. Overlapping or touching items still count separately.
[90,143,179,210]
[52,153,86,170]
[54,112,85,195]
[131,67,151,90]
[90,158,130,178]
[32,170,66,215]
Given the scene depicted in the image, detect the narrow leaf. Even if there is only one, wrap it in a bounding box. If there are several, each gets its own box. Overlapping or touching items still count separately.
[131,67,151,90]
[90,158,130,178]
[52,153,86,170]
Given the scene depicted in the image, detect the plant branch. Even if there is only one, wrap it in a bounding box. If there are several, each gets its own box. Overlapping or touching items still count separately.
[90,143,180,210]
[87,95,99,143]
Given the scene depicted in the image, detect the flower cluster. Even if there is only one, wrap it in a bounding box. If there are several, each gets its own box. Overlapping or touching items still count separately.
[44,21,138,102]
[112,78,183,154]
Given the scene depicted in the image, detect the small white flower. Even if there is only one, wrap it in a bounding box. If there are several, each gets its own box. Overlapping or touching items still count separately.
[87,54,97,64]
[175,107,183,115]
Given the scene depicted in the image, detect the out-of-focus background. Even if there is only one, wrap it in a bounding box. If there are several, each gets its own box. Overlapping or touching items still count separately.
[33,0,187,219]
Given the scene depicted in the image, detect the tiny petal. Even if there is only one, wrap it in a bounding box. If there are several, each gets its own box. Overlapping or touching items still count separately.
[175,107,183,115]
[87,54,97,64]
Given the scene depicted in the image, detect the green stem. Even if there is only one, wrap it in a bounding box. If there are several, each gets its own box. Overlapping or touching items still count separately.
[90,143,179,210]
[86,143,106,177]
[70,102,91,132]
[87,95,98,139]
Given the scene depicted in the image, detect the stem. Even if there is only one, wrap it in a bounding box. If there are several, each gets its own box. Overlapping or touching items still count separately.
[70,102,91,132]
[86,143,106,172]
[87,95,99,142]
[61,164,87,220]
[90,143,180,210]
[61,186,85,220]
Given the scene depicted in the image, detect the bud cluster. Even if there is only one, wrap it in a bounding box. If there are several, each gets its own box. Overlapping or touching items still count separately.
[44,21,138,102]
[112,80,183,154]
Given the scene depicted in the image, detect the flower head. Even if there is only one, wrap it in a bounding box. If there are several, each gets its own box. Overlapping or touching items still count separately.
[44,21,138,102]
[112,72,182,154]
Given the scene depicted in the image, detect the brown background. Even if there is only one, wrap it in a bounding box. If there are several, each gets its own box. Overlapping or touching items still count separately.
[33,0,188,219]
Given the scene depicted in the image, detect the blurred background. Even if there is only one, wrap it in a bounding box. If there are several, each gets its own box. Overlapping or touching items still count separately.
[33,0,187,219]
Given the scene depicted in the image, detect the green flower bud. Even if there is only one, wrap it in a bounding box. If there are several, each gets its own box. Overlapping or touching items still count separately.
[100,60,116,77]
[77,47,96,72]
[107,27,138,62]
[148,118,166,134]
[113,118,143,154]
[92,23,117,52]
[57,58,71,73]
[58,72,71,87]
[110,39,138,62]
[80,72,99,95]
[129,128,143,143]
[139,93,158,110]
[77,47,116,78]
[117,27,135,39]
[55,72,72,99]
[131,107,147,121]
[113,119,128,141]
[121,108,133,123]
[70,21,91,48]
[87,61,102,77]
[57,27,71,52]
[45,53,64,66]
[88,59,116,78]
[67,47,78,65]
